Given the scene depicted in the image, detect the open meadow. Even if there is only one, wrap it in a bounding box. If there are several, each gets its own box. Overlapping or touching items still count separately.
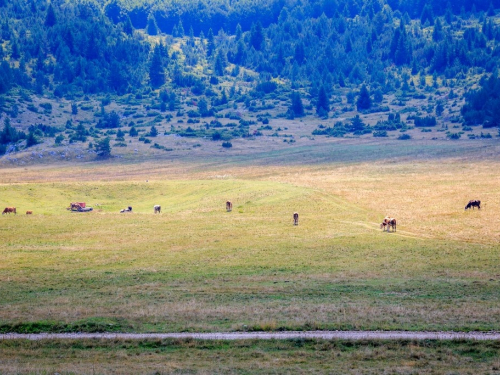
[1,140,500,373]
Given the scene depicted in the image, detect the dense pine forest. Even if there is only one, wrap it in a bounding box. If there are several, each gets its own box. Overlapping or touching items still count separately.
[0,0,499,159]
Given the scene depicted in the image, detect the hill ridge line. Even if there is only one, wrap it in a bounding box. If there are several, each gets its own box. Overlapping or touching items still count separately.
[2,331,499,341]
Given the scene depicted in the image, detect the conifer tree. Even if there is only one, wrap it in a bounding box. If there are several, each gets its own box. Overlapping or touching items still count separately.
[250,21,264,50]
[147,14,158,36]
[316,86,329,116]
[357,84,372,110]
[432,18,444,42]
[235,23,242,40]
[294,42,305,65]
[45,4,57,27]
[290,91,304,117]
[207,28,215,57]
[123,15,134,35]
[214,49,227,76]
[149,44,165,88]
[96,137,111,158]
[178,20,185,37]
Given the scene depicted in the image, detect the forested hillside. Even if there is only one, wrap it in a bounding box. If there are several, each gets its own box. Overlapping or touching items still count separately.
[0,0,499,160]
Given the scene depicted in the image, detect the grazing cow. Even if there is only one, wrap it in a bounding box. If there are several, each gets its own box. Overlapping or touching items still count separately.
[293,212,299,226]
[226,201,232,212]
[465,200,481,210]
[120,206,133,213]
[380,216,397,232]
[26,211,33,215]
[2,207,16,215]
[154,205,161,214]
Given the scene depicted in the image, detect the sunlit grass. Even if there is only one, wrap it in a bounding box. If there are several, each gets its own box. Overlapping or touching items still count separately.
[1,157,499,333]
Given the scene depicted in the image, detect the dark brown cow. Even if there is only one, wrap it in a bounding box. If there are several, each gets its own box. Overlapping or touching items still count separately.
[26,211,33,215]
[465,200,481,210]
[2,207,16,215]
[226,201,232,212]
[293,212,299,226]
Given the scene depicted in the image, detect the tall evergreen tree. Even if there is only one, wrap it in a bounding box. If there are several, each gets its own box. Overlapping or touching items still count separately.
[147,14,158,36]
[432,18,444,42]
[420,4,434,26]
[207,28,215,57]
[235,23,242,40]
[357,84,372,110]
[250,21,264,50]
[123,15,134,35]
[0,116,17,144]
[290,91,305,117]
[45,4,57,27]
[316,86,329,116]
[294,42,305,65]
[149,44,165,88]
[177,20,185,37]
[214,49,227,76]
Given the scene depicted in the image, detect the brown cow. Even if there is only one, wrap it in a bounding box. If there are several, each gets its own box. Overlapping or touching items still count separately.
[226,201,232,212]
[380,216,396,232]
[2,207,16,215]
[293,212,299,226]
[465,200,481,210]
[26,211,33,215]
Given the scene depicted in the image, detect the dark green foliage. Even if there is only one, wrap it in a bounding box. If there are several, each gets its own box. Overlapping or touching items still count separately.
[95,137,112,158]
[129,126,138,137]
[414,116,437,127]
[149,126,158,137]
[250,21,264,50]
[357,84,372,110]
[147,14,159,35]
[206,28,215,57]
[420,4,434,25]
[462,75,500,127]
[54,134,64,145]
[316,86,329,116]
[149,44,165,88]
[45,4,57,27]
[214,50,228,76]
[197,98,211,117]
[0,116,20,144]
[97,111,121,129]
[256,81,277,94]
[290,91,304,117]
[25,130,39,147]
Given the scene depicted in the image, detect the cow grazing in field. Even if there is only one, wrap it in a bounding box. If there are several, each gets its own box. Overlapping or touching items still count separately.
[465,200,481,210]
[226,201,232,212]
[154,205,161,214]
[120,206,133,213]
[380,217,397,232]
[2,207,16,215]
[293,212,299,226]
[26,211,33,215]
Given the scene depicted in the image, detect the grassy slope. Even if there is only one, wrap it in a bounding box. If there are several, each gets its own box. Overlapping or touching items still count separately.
[1,144,500,333]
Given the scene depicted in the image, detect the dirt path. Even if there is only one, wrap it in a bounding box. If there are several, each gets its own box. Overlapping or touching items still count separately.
[1,331,500,341]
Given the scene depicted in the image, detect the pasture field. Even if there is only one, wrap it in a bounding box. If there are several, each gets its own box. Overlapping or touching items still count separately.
[1,338,500,374]
[1,141,500,336]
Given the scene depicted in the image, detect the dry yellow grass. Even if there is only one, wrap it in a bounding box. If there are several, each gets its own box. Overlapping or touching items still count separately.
[0,150,499,332]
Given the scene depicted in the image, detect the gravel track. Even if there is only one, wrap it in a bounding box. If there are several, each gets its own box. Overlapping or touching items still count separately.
[1,331,500,341]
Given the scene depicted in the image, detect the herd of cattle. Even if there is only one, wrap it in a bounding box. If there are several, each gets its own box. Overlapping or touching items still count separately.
[2,199,483,229]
